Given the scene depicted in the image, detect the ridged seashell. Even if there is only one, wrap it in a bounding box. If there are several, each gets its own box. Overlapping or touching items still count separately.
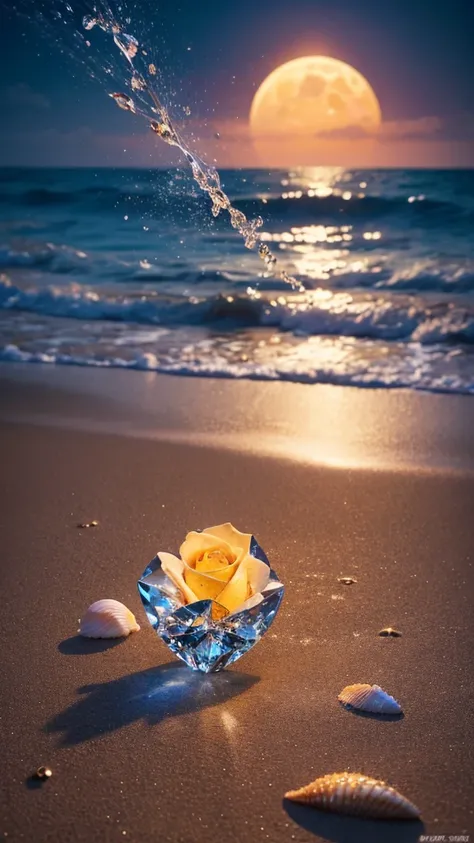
[338,683,402,715]
[285,773,420,820]
[79,599,140,638]
[379,627,402,637]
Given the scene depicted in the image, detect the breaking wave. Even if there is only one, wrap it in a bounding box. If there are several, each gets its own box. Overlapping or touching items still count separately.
[2,276,474,345]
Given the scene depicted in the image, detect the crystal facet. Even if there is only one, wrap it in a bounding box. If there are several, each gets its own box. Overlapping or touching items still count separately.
[137,535,284,673]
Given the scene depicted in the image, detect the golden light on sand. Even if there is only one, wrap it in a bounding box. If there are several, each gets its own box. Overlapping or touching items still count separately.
[249,56,381,165]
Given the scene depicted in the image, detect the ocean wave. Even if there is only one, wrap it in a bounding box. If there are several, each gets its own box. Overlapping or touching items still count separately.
[1,343,472,395]
[2,276,474,345]
[0,242,91,273]
[0,244,265,287]
[1,183,471,227]
[0,185,203,217]
[3,237,474,296]
[377,269,474,294]
[235,193,472,225]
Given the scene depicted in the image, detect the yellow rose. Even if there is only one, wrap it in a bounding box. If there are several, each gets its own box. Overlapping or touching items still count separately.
[160,522,270,615]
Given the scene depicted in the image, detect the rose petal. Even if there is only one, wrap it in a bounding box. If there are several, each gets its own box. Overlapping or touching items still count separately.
[229,591,264,615]
[180,531,236,567]
[194,553,240,582]
[195,551,229,572]
[203,523,252,555]
[215,560,249,614]
[245,553,271,594]
[159,552,198,604]
[229,579,283,617]
[184,567,227,602]
[212,553,271,614]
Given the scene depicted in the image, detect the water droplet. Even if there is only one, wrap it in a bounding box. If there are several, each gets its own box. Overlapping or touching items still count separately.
[35,766,52,780]
[379,627,402,637]
[82,16,305,297]
[82,15,96,30]
[114,32,139,60]
[209,187,230,214]
[131,74,145,91]
[110,93,136,113]
[338,577,357,585]
[150,121,174,144]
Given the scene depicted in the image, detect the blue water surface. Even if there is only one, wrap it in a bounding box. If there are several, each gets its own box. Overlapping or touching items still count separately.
[1,166,473,392]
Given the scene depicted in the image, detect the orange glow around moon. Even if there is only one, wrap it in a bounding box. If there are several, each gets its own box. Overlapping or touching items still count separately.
[249,56,382,164]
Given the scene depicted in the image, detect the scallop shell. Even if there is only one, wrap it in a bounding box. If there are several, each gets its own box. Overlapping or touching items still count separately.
[338,683,402,715]
[285,773,420,820]
[79,599,140,638]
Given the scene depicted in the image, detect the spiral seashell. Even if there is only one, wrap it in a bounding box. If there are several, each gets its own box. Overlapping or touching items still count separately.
[285,772,420,820]
[338,683,402,715]
[79,599,140,638]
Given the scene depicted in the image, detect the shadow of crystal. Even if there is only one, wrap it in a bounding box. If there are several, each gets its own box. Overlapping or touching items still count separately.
[45,662,259,745]
[284,801,425,843]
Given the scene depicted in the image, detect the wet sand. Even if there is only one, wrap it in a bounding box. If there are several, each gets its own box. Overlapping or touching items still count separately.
[1,366,473,842]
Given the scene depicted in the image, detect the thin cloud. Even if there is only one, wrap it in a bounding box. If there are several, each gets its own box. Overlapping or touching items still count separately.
[301,116,442,141]
[2,116,473,168]
[211,113,474,147]
[203,116,446,143]
[379,116,442,139]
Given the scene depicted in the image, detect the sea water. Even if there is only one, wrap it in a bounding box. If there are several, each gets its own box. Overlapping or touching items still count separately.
[1,165,474,393]
[2,1,473,392]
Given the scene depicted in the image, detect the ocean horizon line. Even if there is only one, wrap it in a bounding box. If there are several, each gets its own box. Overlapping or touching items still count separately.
[1,163,474,172]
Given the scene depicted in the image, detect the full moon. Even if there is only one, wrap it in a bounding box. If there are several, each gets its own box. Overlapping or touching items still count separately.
[250,56,381,143]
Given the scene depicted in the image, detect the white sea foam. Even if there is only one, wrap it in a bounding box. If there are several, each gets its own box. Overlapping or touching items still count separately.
[1,342,473,395]
[2,276,474,345]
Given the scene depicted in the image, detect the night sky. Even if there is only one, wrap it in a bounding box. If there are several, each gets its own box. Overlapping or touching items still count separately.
[1,0,474,166]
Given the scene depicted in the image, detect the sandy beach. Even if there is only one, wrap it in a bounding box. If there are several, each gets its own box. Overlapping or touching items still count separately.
[1,364,473,842]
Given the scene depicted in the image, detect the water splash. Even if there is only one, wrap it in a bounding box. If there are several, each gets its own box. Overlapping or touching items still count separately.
[82,13,96,29]
[77,2,304,291]
[15,0,304,291]
[113,31,138,61]
[109,91,135,112]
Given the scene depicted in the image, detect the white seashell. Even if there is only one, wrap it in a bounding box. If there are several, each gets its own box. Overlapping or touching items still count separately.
[79,599,140,638]
[285,772,420,820]
[338,683,402,715]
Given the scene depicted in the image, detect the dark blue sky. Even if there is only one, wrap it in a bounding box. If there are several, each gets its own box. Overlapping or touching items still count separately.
[1,0,474,165]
